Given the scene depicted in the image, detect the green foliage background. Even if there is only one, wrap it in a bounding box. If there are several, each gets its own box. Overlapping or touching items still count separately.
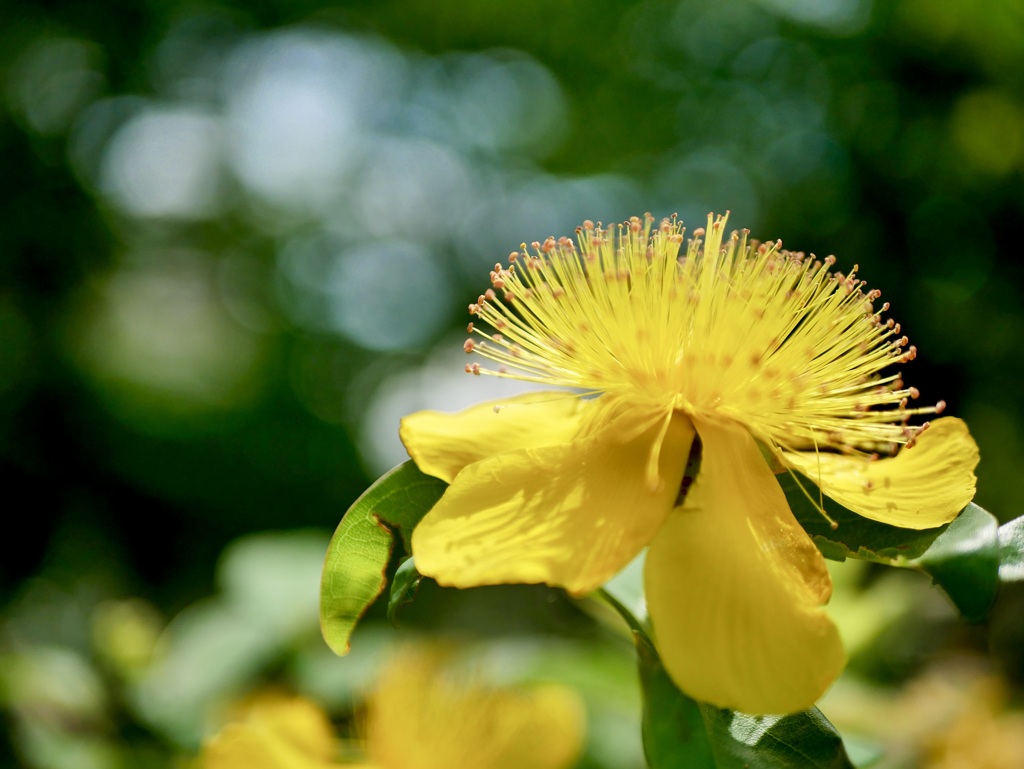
[3,0,1024,766]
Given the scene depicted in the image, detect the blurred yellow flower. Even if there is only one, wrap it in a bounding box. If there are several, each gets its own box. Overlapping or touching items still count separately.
[824,661,1024,769]
[202,692,346,769]
[401,212,979,714]
[202,648,584,769]
[925,678,1024,769]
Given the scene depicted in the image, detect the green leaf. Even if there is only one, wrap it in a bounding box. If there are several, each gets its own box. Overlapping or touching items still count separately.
[910,503,999,621]
[999,516,1024,582]
[387,557,423,624]
[780,474,1000,621]
[600,561,855,769]
[319,461,446,654]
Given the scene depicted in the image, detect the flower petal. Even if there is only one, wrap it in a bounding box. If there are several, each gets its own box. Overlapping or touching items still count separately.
[400,391,585,483]
[484,685,586,769]
[203,695,341,769]
[783,417,979,529]
[645,418,845,715]
[367,648,584,769]
[203,725,338,769]
[412,398,694,595]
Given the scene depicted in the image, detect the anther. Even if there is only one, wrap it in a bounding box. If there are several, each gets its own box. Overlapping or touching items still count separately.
[463,339,475,353]
[935,400,947,414]
[908,386,920,399]
[467,322,474,333]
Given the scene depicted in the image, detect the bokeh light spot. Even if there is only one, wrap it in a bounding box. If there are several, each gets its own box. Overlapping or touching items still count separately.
[950,89,1024,177]
[447,50,567,157]
[754,0,871,34]
[67,253,265,432]
[278,235,452,351]
[352,137,474,243]
[99,106,223,219]
[328,241,451,351]
[5,35,104,135]
[223,30,403,213]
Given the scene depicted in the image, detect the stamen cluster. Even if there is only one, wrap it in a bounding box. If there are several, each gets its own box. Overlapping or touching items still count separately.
[464,213,944,457]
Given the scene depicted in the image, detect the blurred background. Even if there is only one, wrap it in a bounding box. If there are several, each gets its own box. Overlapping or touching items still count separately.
[3,0,1024,766]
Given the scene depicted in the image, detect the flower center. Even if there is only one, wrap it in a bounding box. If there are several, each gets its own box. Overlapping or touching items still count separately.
[464,212,943,456]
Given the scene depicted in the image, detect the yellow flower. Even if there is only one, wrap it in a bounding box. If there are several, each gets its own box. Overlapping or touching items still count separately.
[202,692,347,769]
[401,212,980,715]
[201,648,584,769]
[365,648,584,769]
